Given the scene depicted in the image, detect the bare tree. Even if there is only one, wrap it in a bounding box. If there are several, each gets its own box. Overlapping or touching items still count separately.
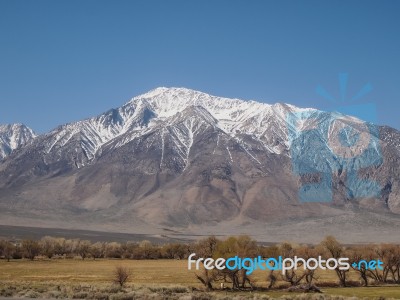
[0,240,15,262]
[267,271,277,289]
[195,236,218,258]
[77,240,91,260]
[53,238,67,257]
[279,243,306,286]
[161,243,188,259]
[367,243,400,284]
[260,245,280,289]
[296,245,319,287]
[212,236,258,290]
[136,240,160,259]
[21,239,41,261]
[321,236,349,287]
[349,245,370,286]
[192,237,219,290]
[90,242,105,260]
[105,242,123,258]
[195,268,217,291]
[40,236,56,259]
[113,266,130,287]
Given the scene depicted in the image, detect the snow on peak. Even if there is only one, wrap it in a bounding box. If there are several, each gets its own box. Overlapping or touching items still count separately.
[125,87,315,136]
[0,123,36,160]
[130,87,314,117]
[32,87,324,165]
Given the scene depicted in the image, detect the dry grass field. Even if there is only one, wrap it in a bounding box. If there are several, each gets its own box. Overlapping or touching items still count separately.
[1,259,400,299]
[0,259,195,285]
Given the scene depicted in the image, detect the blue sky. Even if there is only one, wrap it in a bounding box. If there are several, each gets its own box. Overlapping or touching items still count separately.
[0,0,399,133]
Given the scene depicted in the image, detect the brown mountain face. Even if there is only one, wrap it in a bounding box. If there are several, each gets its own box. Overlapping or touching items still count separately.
[0,88,400,243]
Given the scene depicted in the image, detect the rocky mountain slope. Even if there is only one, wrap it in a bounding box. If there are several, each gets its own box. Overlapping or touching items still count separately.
[0,123,36,160]
[0,87,399,243]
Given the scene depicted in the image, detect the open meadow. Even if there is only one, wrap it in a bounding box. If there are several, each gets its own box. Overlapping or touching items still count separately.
[1,259,400,299]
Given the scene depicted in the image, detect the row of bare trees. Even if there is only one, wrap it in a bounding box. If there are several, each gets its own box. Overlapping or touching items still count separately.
[1,235,399,290]
[192,236,400,290]
[0,237,188,261]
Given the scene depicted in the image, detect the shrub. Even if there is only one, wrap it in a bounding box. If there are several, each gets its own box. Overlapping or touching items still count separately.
[24,290,40,298]
[110,293,135,300]
[73,292,89,299]
[0,288,14,297]
[113,266,131,287]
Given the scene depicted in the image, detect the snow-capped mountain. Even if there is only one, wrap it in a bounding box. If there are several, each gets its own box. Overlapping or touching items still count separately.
[0,88,297,171]
[36,87,315,165]
[0,123,36,160]
[0,87,400,243]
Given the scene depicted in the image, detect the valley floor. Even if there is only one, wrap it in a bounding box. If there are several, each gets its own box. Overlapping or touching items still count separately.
[0,259,400,299]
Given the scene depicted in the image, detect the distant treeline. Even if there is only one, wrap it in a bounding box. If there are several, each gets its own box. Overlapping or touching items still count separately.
[0,237,188,261]
[0,235,399,290]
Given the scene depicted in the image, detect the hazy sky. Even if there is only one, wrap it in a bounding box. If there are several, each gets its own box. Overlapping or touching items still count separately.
[0,0,399,133]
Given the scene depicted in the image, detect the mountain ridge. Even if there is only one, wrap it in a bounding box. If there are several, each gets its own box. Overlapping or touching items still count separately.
[1,87,400,243]
[0,123,36,160]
